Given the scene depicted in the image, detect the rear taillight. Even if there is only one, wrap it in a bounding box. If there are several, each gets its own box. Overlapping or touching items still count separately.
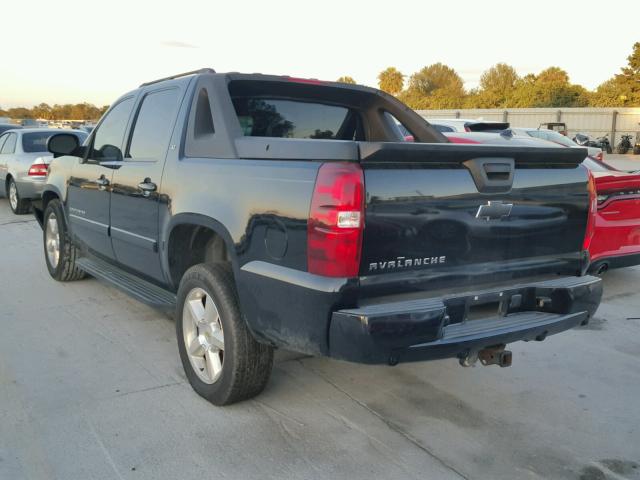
[307,162,364,277]
[583,170,597,251]
[595,151,604,162]
[28,163,48,176]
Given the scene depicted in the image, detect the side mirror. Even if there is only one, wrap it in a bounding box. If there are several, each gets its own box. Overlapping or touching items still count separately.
[48,133,80,158]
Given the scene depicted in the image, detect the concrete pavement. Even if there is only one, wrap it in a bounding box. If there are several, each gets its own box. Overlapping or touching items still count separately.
[0,196,639,480]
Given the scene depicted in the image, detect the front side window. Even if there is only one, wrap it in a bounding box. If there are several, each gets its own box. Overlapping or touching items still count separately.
[232,98,353,140]
[89,97,135,162]
[1,133,17,154]
[128,88,181,161]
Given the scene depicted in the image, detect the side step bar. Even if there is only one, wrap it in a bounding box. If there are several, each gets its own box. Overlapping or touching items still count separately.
[76,256,176,309]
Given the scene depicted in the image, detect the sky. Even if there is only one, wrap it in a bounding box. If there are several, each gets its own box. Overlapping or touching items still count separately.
[1,0,637,108]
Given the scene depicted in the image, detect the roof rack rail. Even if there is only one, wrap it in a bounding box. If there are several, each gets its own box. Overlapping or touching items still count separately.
[139,68,216,87]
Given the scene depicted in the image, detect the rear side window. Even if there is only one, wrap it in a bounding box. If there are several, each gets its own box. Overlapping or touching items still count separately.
[22,132,87,153]
[1,133,16,154]
[89,97,135,162]
[232,98,353,140]
[128,88,181,161]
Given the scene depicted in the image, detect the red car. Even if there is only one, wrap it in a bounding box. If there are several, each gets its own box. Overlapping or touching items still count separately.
[444,132,640,273]
[582,158,640,273]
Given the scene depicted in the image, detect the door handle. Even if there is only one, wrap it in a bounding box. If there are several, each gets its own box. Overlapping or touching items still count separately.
[95,175,109,190]
[137,178,157,196]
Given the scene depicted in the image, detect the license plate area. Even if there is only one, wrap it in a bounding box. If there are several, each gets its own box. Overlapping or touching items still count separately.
[466,300,502,321]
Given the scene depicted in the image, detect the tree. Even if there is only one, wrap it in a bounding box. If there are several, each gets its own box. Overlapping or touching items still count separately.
[591,42,640,107]
[337,76,356,84]
[400,63,465,109]
[509,67,589,108]
[480,63,519,93]
[32,103,52,119]
[377,67,404,95]
[468,63,520,108]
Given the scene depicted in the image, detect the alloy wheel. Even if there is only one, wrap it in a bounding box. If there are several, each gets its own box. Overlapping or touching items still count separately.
[45,213,60,268]
[8,181,18,211]
[182,287,225,384]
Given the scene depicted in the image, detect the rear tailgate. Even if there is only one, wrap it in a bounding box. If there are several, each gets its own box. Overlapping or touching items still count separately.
[359,142,590,293]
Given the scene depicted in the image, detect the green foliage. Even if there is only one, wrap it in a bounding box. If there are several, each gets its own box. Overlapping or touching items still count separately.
[383,42,640,109]
[377,67,404,95]
[508,67,589,108]
[337,76,356,84]
[591,42,640,107]
[400,63,465,109]
[0,102,108,121]
[469,63,520,108]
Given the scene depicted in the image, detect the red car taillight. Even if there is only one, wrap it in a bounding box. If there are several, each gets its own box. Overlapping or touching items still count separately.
[307,162,364,277]
[595,151,604,162]
[583,170,597,251]
[28,163,48,176]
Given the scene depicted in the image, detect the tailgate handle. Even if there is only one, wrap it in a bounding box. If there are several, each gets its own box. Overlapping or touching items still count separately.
[484,163,511,180]
[464,157,514,193]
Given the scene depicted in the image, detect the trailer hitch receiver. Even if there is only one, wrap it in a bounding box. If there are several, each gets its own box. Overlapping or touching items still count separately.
[478,345,512,367]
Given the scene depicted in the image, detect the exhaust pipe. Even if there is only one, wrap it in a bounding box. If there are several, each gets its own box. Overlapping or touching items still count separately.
[596,263,608,275]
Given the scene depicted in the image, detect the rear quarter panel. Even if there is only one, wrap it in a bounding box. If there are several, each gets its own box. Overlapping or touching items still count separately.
[591,197,640,261]
[159,154,343,354]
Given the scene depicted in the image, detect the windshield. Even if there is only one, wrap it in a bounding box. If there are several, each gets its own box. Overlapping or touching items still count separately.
[22,131,88,153]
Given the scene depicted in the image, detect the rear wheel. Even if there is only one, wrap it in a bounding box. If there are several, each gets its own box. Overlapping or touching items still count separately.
[617,144,629,154]
[43,199,86,281]
[176,263,274,405]
[7,178,30,214]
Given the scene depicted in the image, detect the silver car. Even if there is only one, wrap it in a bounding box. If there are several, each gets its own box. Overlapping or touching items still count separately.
[0,128,87,214]
[510,128,603,160]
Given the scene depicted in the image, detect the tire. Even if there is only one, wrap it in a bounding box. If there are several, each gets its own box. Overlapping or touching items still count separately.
[617,144,629,154]
[633,146,640,155]
[176,263,274,405]
[7,178,30,214]
[606,145,613,154]
[43,199,86,281]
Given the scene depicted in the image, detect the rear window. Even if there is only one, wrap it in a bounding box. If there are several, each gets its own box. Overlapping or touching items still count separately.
[232,98,352,139]
[22,131,87,153]
[466,122,509,133]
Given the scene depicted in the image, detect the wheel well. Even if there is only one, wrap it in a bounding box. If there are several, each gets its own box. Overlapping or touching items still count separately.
[167,224,230,287]
[41,191,59,210]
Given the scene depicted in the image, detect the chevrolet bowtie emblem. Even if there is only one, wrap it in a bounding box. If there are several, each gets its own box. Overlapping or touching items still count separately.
[476,200,513,220]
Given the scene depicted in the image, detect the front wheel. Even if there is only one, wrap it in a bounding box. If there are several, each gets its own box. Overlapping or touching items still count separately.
[7,178,30,214]
[606,145,613,154]
[633,146,640,155]
[43,199,86,281]
[176,263,274,405]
